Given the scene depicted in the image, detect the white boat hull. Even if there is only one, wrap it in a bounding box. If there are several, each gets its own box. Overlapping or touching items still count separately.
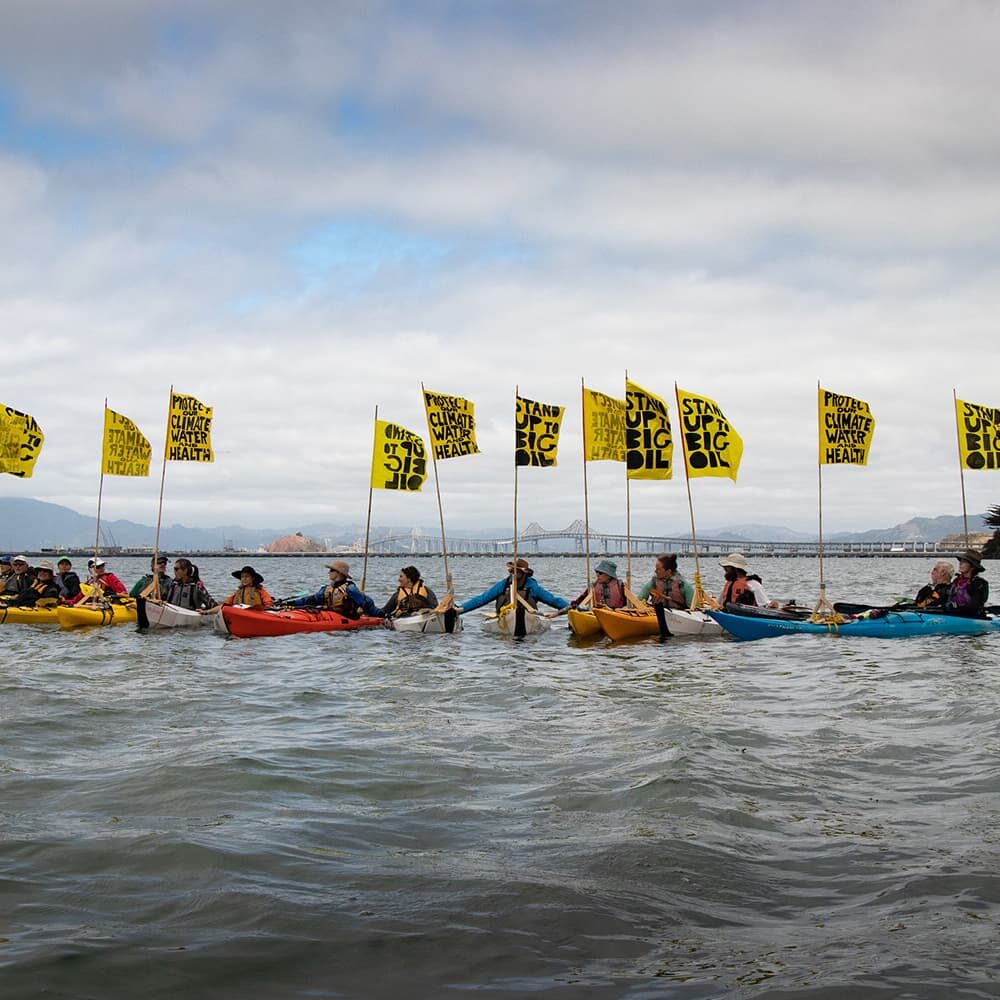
[481,607,551,636]
[139,598,217,630]
[390,609,463,633]
[661,608,723,636]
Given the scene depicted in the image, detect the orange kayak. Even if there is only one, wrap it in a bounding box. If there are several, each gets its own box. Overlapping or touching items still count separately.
[221,605,383,638]
[591,606,660,640]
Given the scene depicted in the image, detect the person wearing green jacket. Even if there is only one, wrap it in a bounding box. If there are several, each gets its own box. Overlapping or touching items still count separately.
[130,555,170,597]
[638,554,693,609]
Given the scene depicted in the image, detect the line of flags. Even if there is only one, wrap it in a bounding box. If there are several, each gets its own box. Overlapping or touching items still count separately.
[3,385,1000,484]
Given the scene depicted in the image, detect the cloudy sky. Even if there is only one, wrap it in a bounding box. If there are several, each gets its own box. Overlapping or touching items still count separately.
[2,0,998,538]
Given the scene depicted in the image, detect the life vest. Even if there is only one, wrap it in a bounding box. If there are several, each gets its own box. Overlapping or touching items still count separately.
[496,581,537,614]
[721,576,755,606]
[164,580,207,610]
[24,578,60,606]
[648,574,687,609]
[916,584,949,608]
[392,581,431,616]
[324,580,361,618]
[592,579,626,608]
[2,571,31,597]
[232,584,266,608]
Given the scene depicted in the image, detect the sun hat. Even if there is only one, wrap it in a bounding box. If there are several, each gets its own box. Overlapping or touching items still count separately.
[719,552,749,572]
[594,559,618,578]
[36,561,54,571]
[327,560,350,576]
[232,565,264,586]
[12,555,28,565]
[959,549,984,572]
[506,558,531,571]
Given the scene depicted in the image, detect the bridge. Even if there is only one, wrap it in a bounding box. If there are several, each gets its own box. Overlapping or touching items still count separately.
[361,520,949,557]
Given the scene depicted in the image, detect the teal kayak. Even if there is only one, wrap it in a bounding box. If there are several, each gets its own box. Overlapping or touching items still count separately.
[709,608,996,642]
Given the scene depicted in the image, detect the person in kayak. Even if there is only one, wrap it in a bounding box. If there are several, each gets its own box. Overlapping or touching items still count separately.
[947,549,988,615]
[637,554,694,609]
[6,561,61,606]
[56,558,84,604]
[160,557,214,610]
[212,565,274,610]
[458,558,568,616]
[915,561,954,608]
[2,556,35,600]
[0,555,12,592]
[570,559,626,609]
[87,558,128,596]
[378,566,438,618]
[719,553,771,607]
[286,560,379,618]
[130,555,170,598]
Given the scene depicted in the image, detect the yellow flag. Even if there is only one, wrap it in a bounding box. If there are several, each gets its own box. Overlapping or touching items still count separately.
[0,405,44,478]
[167,392,213,462]
[423,389,479,459]
[371,420,427,490]
[626,380,672,480]
[676,388,743,480]
[818,387,875,465]
[956,397,1000,471]
[583,388,625,462]
[101,408,152,477]
[515,395,564,467]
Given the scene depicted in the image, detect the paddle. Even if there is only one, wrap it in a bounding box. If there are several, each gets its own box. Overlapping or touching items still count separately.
[834,600,1000,618]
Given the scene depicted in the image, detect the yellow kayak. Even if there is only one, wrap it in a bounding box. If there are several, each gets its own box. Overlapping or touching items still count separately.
[57,598,138,629]
[592,606,660,641]
[0,602,61,625]
[567,608,603,637]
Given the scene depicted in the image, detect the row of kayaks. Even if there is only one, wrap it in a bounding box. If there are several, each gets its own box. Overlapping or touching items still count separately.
[2,594,997,641]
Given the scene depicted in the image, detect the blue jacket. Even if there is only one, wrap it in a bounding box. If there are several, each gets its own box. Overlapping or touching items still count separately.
[460,575,568,613]
[289,581,378,617]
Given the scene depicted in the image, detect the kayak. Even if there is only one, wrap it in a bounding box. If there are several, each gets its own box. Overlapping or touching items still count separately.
[480,604,551,636]
[591,606,659,640]
[137,597,217,630]
[220,605,383,639]
[57,598,138,629]
[567,608,602,637]
[390,609,463,633]
[0,602,61,625]
[660,607,723,637]
[709,608,996,642]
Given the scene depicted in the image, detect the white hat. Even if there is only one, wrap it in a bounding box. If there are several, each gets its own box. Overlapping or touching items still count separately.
[93,557,106,567]
[36,561,54,571]
[12,555,28,564]
[719,552,749,572]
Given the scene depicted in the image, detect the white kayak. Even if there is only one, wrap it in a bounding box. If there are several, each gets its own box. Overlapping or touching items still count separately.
[391,609,463,634]
[137,597,217,630]
[481,605,551,636]
[660,608,724,637]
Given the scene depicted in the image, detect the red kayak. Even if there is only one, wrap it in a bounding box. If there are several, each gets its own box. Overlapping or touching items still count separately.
[220,605,383,638]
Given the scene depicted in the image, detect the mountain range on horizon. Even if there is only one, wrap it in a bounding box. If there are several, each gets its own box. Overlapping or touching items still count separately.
[0,498,990,552]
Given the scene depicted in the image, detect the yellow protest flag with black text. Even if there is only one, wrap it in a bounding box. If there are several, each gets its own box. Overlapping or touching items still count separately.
[515,396,564,467]
[818,387,875,465]
[955,397,1000,471]
[102,409,152,477]
[676,388,742,480]
[626,380,672,480]
[167,393,214,462]
[371,420,427,491]
[0,405,44,478]
[423,389,479,460]
[583,388,625,462]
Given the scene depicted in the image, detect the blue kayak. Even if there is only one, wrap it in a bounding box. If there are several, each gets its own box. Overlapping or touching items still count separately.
[709,609,996,642]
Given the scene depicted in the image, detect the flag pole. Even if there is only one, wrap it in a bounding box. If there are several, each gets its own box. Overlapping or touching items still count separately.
[151,386,172,600]
[512,386,520,609]
[580,378,593,603]
[361,405,378,591]
[816,380,826,602]
[421,382,452,602]
[624,369,632,591]
[674,383,707,609]
[87,398,108,603]
[953,388,970,547]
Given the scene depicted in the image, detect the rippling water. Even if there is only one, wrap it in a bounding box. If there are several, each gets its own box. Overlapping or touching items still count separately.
[2,555,998,998]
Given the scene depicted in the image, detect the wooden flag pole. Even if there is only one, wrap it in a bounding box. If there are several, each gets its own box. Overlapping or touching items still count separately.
[511,387,519,609]
[421,382,453,602]
[361,405,378,591]
[674,383,707,609]
[85,398,108,604]
[953,388,970,547]
[624,369,632,592]
[151,385,173,600]
[580,378,593,603]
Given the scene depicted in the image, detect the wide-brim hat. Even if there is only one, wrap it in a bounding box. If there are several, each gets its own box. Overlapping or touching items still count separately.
[506,558,531,572]
[594,559,618,578]
[960,549,984,572]
[232,565,264,586]
[719,552,749,572]
[36,561,54,571]
[327,559,350,576]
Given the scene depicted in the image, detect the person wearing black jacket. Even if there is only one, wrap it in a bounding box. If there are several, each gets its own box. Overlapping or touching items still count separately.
[56,558,83,603]
[915,561,953,608]
[947,549,989,615]
[8,561,61,606]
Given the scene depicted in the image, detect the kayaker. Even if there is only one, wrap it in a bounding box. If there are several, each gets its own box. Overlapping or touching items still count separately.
[915,561,954,608]
[0,555,12,591]
[637,553,693,609]
[87,558,128,596]
[130,555,171,598]
[378,566,438,618]
[159,557,215,610]
[458,558,568,616]
[719,552,770,607]
[286,560,379,618]
[212,565,274,610]
[2,556,35,600]
[570,559,626,609]
[947,549,989,615]
[7,561,61,606]
[56,558,84,604]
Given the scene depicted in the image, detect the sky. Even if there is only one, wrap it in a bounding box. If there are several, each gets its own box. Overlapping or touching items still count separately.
[2,0,999,538]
